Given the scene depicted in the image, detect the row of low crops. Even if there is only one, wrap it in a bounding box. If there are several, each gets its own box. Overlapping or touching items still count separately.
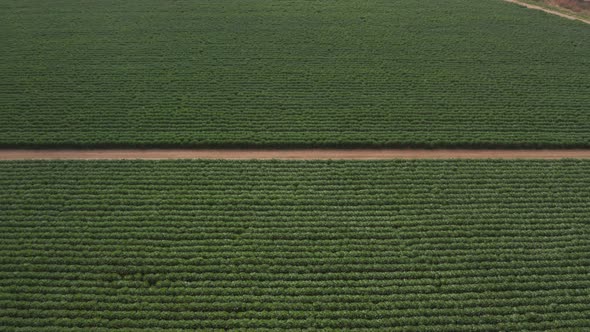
[1,0,590,148]
[1,160,589,330]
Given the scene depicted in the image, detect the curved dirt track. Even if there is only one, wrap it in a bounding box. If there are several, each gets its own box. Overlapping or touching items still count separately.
[504,0,590,24]
[2,149,590,160]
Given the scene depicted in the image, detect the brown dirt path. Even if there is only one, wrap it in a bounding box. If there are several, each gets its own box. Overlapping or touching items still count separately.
[2,149,590,160]
[504,0,590,24]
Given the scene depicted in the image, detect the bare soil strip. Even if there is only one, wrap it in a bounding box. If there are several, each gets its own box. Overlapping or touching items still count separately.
[504,0,590,24]
[1,149,590,160]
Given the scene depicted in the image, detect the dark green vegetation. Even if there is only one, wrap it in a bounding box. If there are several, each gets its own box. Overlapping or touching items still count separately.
[1,160,589,330]
[1,0,589,148]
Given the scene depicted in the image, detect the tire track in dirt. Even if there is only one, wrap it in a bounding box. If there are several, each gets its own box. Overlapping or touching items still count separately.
[504,0,590,24]
[1,149,590,160]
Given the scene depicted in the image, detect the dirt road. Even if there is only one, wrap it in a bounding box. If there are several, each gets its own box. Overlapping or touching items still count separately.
[1,149,590,160]
[504,0,590,24]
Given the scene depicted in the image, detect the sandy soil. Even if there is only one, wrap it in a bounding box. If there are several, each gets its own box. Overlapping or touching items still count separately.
[1,149,590,160]
[504,0,590,24]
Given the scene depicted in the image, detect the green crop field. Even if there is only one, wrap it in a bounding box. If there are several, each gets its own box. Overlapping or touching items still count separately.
[1,0,589,148]
[1,160,589,330]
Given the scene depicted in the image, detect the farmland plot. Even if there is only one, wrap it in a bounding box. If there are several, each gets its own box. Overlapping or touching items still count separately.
[1,0,589,148]
[1,160,589,330]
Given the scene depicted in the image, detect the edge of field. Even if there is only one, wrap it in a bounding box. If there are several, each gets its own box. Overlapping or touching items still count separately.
[504,0,590,24]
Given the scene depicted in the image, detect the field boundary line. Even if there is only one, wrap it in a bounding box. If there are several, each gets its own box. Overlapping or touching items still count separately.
[2,149,590,160]
[503,0,590,24]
